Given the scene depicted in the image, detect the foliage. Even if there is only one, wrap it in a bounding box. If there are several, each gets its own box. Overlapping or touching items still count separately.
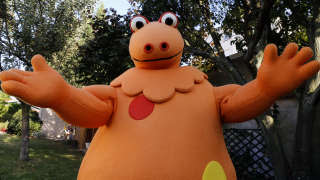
[0,121,9,130]
[77,8,133,85]
[49,8,94,86]
[0,91,20,123]
[222,0,311,53]
[0,134,82,179]
[0,92,41,135]
[0,0,96,66]
[50,5,134,86]
[77,6,133,85]
[0,0,96,160]
[6,109,42,136]
[0,96,12,122]
[0,102,19,122]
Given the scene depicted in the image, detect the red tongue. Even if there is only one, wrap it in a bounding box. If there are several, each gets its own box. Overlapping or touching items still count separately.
[129,95,154,120]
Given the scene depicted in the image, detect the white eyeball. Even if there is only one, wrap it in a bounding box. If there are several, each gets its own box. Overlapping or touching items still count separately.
[130,15,149,32]
[159,12,178,27]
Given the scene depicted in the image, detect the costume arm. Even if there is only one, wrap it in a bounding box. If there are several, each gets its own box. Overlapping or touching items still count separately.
[0,55,116,128]
[214,43,320,123]
[53,85,116,128]
[214,80,274,123]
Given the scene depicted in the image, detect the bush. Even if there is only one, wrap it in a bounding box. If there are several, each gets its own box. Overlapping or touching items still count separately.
[31,131,46,138]
[0,121,8,130]
[7,110,22,135]
[0,93,42,136]
[7,109,42,136]
[0,102,20,122]
[30,119,42,135]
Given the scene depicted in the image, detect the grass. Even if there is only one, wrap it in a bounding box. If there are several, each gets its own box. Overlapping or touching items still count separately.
[0,134,83,180]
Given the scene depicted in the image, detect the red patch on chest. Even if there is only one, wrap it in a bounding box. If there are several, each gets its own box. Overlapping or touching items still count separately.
[129,94,155,120]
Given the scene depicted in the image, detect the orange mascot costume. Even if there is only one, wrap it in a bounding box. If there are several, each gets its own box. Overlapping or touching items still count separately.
[0,12,319,180]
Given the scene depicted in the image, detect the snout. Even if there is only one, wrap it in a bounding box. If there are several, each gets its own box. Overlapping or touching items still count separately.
[143,41,170,54]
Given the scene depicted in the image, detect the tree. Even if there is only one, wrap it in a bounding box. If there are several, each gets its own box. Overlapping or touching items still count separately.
[0,0,95,161]
[50,5,134,86]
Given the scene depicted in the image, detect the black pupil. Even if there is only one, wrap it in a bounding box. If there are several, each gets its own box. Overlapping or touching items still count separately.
[165,18,174,25]
[162,43,167,49]
[146,45,151,51]
[136,21,144,29]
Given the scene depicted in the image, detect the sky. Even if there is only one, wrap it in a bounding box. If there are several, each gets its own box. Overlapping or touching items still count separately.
[99,0,131,15]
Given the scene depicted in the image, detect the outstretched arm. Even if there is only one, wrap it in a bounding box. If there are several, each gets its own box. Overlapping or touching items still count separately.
[0,55,116,128]
[53,85,116,128]
[215,43,320,123]
[214,80,275,123]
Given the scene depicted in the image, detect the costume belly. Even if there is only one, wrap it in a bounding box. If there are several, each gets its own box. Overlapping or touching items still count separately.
[77,81,236,180]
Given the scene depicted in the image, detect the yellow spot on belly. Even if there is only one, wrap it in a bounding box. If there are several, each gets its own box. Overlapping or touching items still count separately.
[202,161,226,180]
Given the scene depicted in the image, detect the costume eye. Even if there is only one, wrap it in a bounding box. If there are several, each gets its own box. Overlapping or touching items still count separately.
[130,15,149,32]
[159,12,178,28]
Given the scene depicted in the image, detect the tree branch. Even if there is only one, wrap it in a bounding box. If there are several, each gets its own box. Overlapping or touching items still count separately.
[199,1,226,58]
[37,0,43,18]
[184,47,246,84]
[179,15,215,53]
[0,39,26,62]
[243,0,275,62]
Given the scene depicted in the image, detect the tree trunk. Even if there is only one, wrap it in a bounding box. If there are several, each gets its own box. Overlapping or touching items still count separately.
[308,1,320,93]
[19,101,30,161]
[256,113,290,180]
[311,88,320,179]
[293,93,314,179]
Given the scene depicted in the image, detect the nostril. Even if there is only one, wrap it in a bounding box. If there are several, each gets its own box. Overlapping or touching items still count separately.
[144,43,154,54]
[160,42,169,51]
[146,45,152,51]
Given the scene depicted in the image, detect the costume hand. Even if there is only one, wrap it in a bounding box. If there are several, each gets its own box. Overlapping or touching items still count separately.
[0,55,70,108]
[257,43,320,98]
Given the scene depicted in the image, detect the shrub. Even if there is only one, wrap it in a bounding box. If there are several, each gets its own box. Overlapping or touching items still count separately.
[0,103,20,122]
[7,110,22,135]
[7,109,42,136]
[30,119,42,135]
[0,121,8,130]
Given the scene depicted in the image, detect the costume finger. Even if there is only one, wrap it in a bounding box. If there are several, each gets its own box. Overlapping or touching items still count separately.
[31,54,52,72]
[263,44,278,64]
[294,47,314,65]
[1,80,30,98]
[298,60,320,81]
[0,71,25,83]
[280,43,298,59]
[10,69,32,76]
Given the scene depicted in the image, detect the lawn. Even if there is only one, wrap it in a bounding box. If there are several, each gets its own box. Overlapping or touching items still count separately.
[0,134,83,180]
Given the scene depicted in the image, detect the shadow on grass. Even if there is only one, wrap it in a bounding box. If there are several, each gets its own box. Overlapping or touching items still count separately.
[0,134,83,180]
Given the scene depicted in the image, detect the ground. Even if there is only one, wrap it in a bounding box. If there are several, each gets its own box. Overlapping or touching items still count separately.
[0,134,82,180]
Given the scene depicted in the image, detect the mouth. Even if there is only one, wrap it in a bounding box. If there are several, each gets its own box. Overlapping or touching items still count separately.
[133,50,182,62]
